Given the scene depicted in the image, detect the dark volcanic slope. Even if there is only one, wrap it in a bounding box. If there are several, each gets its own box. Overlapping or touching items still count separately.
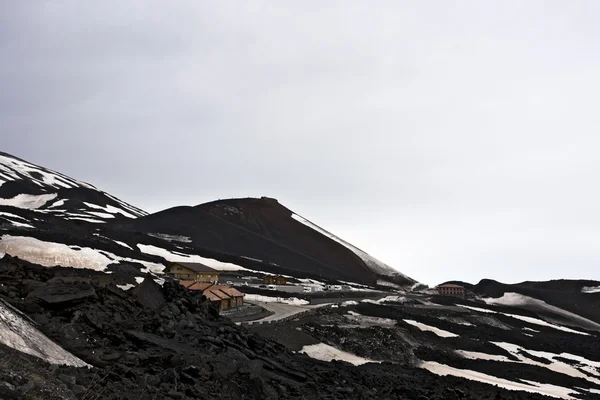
[0,256,559,400]
[113,197,413,286]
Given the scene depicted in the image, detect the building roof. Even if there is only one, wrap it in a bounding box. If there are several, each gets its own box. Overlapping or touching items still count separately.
[178,281,244,303]
[203,291,223,302]
[169,262,218,273]
[187,282,214,291]
[206,288,231,300]
[437,283,464,288]
[213,285,244,298]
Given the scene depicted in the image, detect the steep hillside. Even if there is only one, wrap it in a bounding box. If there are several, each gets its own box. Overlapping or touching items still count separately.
[0,152,413,287]
[112,197,414,286]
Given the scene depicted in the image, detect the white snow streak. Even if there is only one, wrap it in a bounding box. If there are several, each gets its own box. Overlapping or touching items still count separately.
[113,240,133,250]
[361,296,408,305]
[344,311,396,327]
[0,193,57,210]
[420,361,576,399]
[9,221,35,228]
[243,294,308,305]
[492,342,600,385]
[459,303,590,335]
[64,217,106,224]
[82,202,139,219]
[582,286,600,294]
[0,212,27,220]
[291,213,409,279]
[300,343,380,366]
[47,199,65,208]
[137,244,247,271]
[403,320,459,337]
[455,350,512,362]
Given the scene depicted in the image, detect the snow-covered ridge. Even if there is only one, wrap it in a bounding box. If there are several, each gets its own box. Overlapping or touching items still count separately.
[458,303,591,335]
[291,213,412,281]
[482,292,600,332]
[0,152,147,220]
[0,298,88,367]
[0,153,96,190]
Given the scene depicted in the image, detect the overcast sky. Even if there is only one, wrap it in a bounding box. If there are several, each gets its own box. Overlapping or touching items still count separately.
[3,2,600,286]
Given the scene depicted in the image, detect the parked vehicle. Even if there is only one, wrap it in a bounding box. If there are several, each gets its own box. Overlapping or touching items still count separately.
[259,284,267,289]
[303,287,312,293]
[267,284,277,290]
[226,281,233,285]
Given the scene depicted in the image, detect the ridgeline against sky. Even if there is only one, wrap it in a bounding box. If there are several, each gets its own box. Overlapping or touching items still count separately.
[2,2,599,285]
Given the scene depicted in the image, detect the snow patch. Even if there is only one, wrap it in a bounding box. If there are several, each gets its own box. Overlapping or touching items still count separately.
[459,303,591,335]
[403,319,458,337]
[0,193,57,209]
[361,296,408,305]
[243,294,308,305]
[64,217,106,224]
[47,199,65,208]
[420,361,577,399]
[456,350,512,362]
[148,233,192,242]
[113,240,133,250]
[0,235,164,273]
[493,342,600,385]
[83,202,140,219]
[344,311,396,327]
[0,299,88,367]
[9,221,35,228]
[0,212,28,220]
[582,286,600,294]
[86,211,115,219]
[458,304,497,314]
[137,244,247,271]
[300,343,380,366]
[116,284,135,291]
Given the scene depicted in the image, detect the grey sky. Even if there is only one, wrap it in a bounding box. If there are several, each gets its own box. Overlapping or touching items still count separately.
[3,2,600,285]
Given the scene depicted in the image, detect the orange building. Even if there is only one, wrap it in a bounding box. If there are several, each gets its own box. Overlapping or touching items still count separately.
[180,281,244,311]
[436,283,465,297]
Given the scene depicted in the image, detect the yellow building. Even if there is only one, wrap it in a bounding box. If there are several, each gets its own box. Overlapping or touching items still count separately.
[164,262,220,282]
